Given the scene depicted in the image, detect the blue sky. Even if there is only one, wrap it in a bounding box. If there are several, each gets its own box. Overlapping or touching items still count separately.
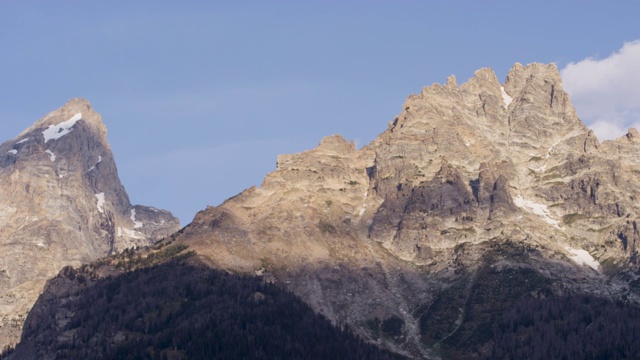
[2,1,639,224]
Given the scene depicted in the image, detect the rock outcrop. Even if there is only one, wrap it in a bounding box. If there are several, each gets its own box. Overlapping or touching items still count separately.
[162,63,640,358]
[0,99,180,348]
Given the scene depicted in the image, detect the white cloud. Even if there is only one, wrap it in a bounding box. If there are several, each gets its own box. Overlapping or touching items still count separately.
[561,40,640,141]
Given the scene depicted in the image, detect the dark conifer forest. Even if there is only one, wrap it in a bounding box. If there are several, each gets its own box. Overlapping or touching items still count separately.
[9,260,404,360]
[488,294,640,360]
[8,253,640,359]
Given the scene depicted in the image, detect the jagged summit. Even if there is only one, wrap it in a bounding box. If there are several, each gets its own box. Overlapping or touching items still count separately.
[9,63,640,359]
[18,98,108,147]
[0,100,180,348]
[157,62,640,358]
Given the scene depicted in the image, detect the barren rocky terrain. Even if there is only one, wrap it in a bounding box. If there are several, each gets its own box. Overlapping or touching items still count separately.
[7,63,640,359]
[0,99,179,348]
[166,63,640,358]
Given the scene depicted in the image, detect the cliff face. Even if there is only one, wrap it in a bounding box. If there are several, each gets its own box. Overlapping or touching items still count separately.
[10,63,640,359]
[167,63,640,358]
[0,99,180,348]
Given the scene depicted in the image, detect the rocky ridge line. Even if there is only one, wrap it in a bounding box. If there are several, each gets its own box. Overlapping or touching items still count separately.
[166,63,640,358]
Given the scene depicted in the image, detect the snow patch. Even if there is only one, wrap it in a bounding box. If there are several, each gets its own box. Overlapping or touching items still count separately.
[118,227,144,239]
[7,149,17,155]
[45,150,56,162]
[95,193,105,213]
[513,196,559,227]
[130,209,143,229]
[565,246,600,271]
[501,86,513,107]
[16,138,30,144]
[42,113,82,143]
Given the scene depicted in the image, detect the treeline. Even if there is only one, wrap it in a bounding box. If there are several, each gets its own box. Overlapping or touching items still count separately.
[12,260,404,359]
[489,294,640,359]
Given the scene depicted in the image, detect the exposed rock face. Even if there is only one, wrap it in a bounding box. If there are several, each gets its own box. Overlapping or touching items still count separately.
[163,63,640,358]
[11,63,640,359]
[0,99,180,348]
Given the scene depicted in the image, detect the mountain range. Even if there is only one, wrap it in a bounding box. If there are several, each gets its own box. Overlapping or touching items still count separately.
[4,63,640,359]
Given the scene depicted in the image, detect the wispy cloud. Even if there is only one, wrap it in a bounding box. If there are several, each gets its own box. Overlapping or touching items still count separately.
[561,40,640,141]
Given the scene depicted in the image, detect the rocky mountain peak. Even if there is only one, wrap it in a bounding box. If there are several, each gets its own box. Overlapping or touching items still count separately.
[600,127,640,165]
[20,98,108,148]
[0,100,180,348]
[622,128,640,143]
[505,62,580,130]
[445,74,458,88]
[459,66,502,94]
[317,134,356,154]
[158,62,640,358]
[504,62,562,92]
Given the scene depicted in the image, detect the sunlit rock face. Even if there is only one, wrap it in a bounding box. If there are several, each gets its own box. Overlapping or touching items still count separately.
[0,98,180,348]
[166,63,640,358]
[10,63,640,359]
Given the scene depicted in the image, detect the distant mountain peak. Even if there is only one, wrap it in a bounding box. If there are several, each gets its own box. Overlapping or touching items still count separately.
[20,98,108,147]
[0,99,180,348]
